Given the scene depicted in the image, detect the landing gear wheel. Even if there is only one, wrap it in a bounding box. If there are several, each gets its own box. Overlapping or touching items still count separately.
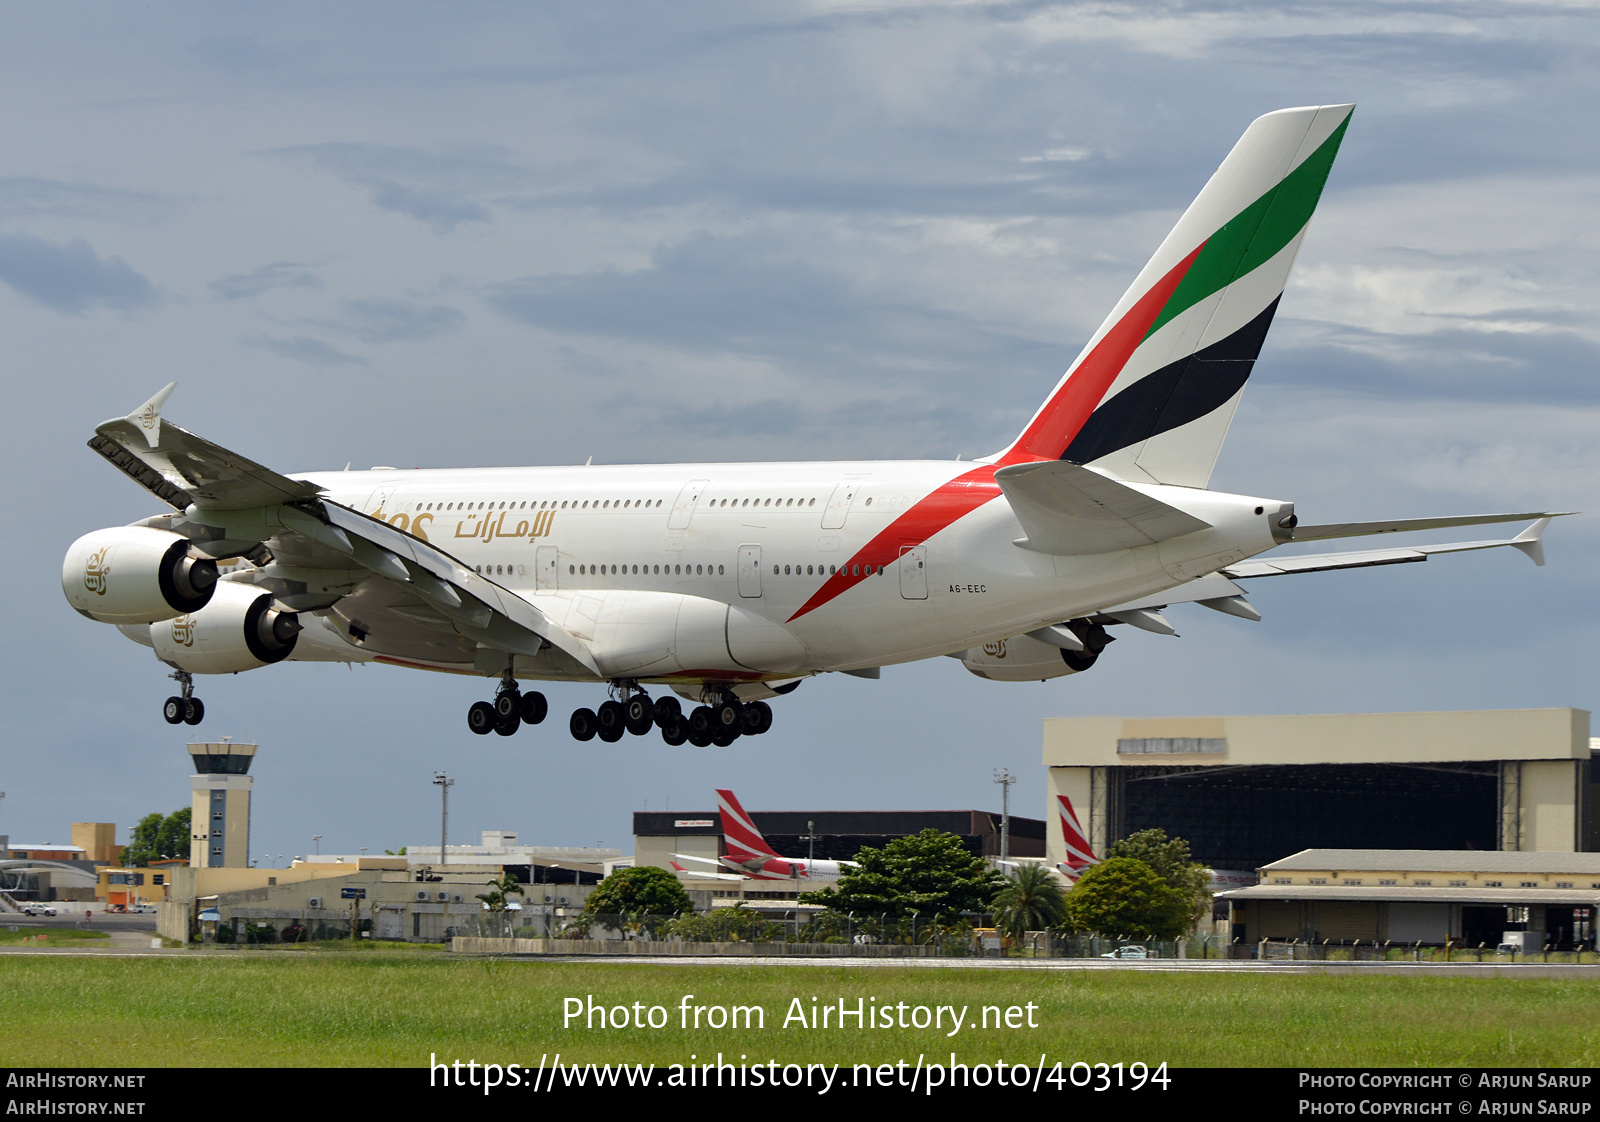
[712,727,738,747]
[688,726,713,748]
[163,697,185,725]
[661,719,688,746]
[494,692,520,719]
[183,698,205,726]
[519,692,548,725]
[468,701,496,735]
[688,705,714,737]
[623,695,653,736]
[494,712,521,736]
[713,701,742,731]
[744,701,773,735]
[570,708,598,742]
[652,696,682,728]
[596,700,625,741]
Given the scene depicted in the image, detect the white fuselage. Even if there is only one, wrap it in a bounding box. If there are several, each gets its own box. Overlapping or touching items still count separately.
[288,458,1285,683]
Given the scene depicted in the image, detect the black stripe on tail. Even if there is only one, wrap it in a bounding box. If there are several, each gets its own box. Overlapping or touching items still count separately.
[1062,297,1280,465]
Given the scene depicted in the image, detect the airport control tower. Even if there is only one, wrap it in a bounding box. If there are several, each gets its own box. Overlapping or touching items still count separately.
[189,741,257,868]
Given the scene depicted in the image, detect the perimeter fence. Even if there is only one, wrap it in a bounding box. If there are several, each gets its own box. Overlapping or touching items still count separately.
[449,913,1600,962]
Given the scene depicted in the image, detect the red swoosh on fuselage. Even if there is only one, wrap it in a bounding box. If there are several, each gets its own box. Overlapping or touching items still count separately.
[788,465,1003,622]
[788,243,1207,622]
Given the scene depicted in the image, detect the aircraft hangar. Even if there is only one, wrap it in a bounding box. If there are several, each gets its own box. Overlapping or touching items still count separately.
[1044,709,1594,871]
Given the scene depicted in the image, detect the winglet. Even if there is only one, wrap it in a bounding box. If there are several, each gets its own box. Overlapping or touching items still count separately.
[126,383,177,449]
[1511,518,1551,568]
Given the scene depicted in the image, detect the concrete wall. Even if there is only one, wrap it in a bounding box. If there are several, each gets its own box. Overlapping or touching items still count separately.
[1043,709,1589,768]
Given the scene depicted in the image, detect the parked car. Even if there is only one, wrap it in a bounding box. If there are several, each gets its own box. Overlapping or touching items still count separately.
[20,905,57,917]
[130,904,157,914]
[1100,944,1148,959]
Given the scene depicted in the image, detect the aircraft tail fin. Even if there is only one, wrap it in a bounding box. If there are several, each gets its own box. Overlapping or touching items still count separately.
[1057,794,1100,882]
[997,104,1353,487]
[716,788,780,859]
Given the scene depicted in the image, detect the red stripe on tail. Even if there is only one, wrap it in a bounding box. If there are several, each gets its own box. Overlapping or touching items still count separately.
[716,788,779,858]
[1003,243,1205,464]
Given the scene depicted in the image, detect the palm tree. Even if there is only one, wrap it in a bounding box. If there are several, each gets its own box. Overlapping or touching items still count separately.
[992,864,1068,942]
[475,872,526,912]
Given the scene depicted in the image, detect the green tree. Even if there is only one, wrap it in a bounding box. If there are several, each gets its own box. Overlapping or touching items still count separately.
[476,872,526,912]
[992,863,1068,939]
[384,847,407,856]
[1064,857,1191,940]
[124,808,191,866]
[584,865,693,917]
[1107,828,1211,928]
[799,829,1003,919]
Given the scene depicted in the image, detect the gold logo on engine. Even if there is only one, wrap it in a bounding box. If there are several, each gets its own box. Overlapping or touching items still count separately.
[84,548,110,596]
[171,615,196,647]
[982,639,1007,658]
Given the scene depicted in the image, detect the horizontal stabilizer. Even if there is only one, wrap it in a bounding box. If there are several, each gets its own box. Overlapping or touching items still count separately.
[1292,511,1570,543]
[995,460,1210,555]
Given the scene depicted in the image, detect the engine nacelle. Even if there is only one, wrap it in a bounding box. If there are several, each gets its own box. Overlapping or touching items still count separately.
[961,620,1112,682]
[149,580,301,674]
[63,527,218,625]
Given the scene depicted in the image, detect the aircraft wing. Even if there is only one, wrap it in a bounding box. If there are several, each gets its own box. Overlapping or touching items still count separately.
[995,460,1211,555]
[1097,519,1559,627]
[88,384,601,676]
[89,383,324,511]
[669,855,748,882]
[1223,518,1554,578]
[1290,512,1567,543]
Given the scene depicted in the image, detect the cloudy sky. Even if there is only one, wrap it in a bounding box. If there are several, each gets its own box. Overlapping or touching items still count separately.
[3,3,1595,861]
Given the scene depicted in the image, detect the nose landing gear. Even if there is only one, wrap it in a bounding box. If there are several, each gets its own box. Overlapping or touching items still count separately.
[162,670,204,726]
[466,668,548,737]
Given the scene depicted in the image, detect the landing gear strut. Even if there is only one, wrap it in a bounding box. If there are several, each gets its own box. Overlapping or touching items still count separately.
[467,667,547,737]
[162,670,204,726]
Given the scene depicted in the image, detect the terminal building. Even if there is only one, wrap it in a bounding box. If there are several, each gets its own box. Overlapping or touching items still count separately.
[1043,709,1594,872]
[1219,849,1600,950]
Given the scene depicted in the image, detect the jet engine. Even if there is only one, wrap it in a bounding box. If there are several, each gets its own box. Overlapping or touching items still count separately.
[960,620,1113,682]
[149,580,302,674]
[62,526,218,625]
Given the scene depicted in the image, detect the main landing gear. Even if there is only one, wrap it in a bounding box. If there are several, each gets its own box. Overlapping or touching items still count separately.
[162,670,204,726]
[466,668,548,737]
[569,685,773,747]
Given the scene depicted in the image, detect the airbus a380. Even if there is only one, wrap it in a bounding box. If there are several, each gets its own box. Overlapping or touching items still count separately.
[63,104,1565,746]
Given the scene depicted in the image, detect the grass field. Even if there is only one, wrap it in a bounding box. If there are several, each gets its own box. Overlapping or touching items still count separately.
[0,927,110,945]
[3,953,1597,1068]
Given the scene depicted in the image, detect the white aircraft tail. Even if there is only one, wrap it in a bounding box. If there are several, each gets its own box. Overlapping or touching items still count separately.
[716,788,779,862]
[996,105,1353,487]
[1056,794,1099,882]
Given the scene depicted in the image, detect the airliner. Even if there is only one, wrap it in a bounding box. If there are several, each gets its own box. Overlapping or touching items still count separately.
[62,104,1564,744]
[672,789,851,881]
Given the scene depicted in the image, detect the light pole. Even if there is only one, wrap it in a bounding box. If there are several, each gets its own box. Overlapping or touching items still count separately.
[312,835,322,857]
[993,769,1015,863]
[433,773,454,867]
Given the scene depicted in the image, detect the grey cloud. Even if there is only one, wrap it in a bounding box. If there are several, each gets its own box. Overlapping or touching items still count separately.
[210,261,321,301]
[0,176,172,223]
[241,334,367,368]
[273,143,524,232]
[1259,320,1600,406]
[0,233,157,313]
[485,233,1004,361]
[330,297,466,344]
